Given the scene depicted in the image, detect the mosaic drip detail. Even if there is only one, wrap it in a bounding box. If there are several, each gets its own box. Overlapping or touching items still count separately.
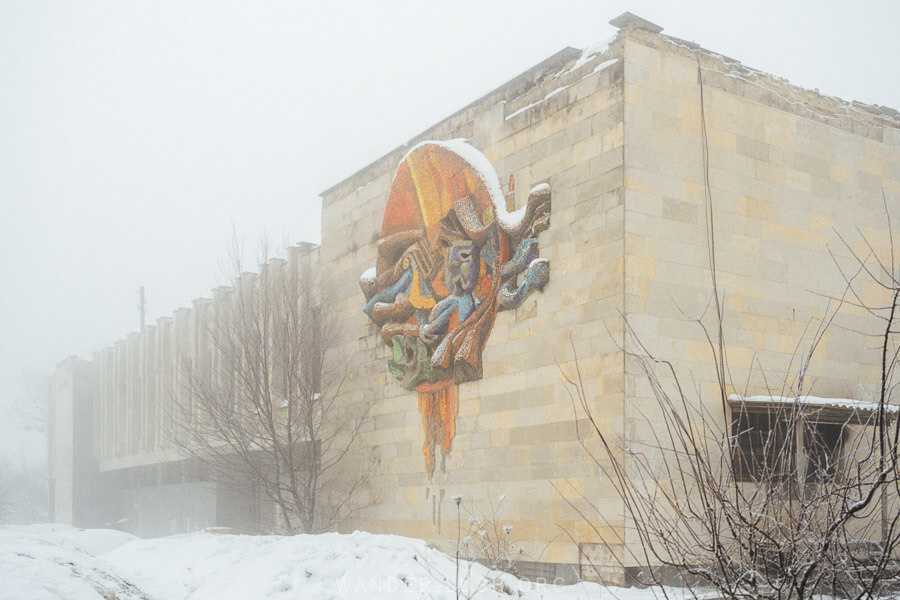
[417,382,457,477]
[360,140,551,475]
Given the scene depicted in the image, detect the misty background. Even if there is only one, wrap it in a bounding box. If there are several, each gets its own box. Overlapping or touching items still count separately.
[1,0,898,519]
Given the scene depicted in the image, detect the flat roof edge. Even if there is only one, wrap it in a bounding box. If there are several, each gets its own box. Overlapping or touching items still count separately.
[318,46,582,198]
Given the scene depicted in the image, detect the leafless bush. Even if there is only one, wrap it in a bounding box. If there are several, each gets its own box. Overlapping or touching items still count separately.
[0,458,49,525]
[13,370,50,435]
[414,494,526,600]
[458,494,524,580]
[559,207,900,599]
[168,240,369,534]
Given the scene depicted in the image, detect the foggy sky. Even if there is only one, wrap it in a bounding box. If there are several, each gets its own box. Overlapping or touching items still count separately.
[1,0,898,464]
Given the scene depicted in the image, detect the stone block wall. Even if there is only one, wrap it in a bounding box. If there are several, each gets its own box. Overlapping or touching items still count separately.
[621,27,900,430]
[320,22,900,576]
[619,28,900,562]
[49,16,900,578]
[320,38,628,569]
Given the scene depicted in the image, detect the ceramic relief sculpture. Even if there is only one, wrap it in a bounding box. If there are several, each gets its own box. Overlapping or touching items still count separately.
[360,140,551,475]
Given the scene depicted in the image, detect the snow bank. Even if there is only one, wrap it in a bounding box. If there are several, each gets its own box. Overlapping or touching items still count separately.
[0,525,142,600]
[1,525,687,599]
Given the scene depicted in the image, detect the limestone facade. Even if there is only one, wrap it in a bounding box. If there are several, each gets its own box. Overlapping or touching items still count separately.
[318,20,899,576]
[50,16,900,581]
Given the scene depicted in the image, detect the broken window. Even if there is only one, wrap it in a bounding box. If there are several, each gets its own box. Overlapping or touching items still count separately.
[729,397,856,486]
[731,407,792,483]
[803,421,843,484]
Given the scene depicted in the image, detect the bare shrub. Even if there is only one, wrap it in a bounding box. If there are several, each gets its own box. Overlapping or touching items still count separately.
[558,204,900,599]
[168,240,369,534]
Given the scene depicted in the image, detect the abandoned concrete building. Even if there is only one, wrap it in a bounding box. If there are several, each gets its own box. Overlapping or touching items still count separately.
[50,14,900,582]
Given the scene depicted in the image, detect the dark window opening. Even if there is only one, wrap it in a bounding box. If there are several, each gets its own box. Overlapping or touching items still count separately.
[731,408,792,483]
[804,421,843,484]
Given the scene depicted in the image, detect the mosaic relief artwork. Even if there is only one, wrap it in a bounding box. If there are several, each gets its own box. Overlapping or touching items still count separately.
[360,140,551,475]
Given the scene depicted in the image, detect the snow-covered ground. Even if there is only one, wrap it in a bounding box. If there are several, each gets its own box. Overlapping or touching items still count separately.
[0,524,681,600]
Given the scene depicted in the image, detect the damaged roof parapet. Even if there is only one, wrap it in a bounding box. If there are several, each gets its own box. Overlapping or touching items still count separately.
[616,15,900,131]
[609,12,663,34]
[321,12,898,202]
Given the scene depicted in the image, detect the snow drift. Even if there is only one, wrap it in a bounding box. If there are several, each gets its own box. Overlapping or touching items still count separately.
[1,524,677,599]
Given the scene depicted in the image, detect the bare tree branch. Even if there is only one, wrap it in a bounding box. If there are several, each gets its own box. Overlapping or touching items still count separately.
[165,239,370,534]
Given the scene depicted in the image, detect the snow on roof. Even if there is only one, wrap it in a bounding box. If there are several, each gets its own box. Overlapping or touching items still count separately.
[653,31,899,128]
[559,36,617,76]
[728,394,899,414]
[509,54,620,122]
[583,58,620,81]
[504,83,571,121]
